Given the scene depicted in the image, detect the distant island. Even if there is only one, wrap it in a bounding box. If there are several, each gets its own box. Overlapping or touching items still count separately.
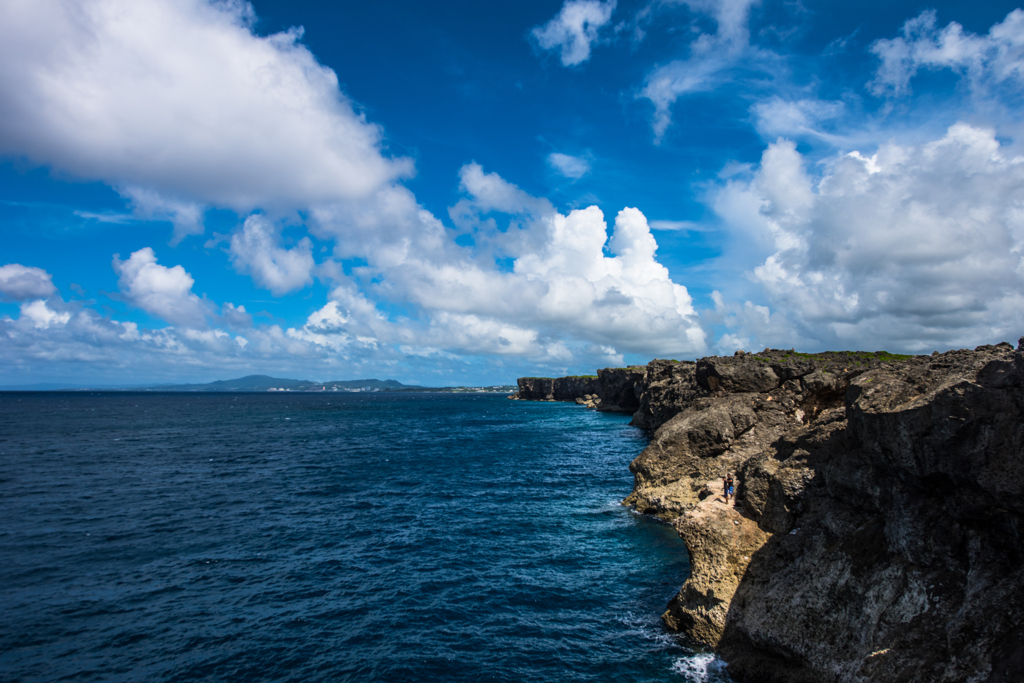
[1,375,516,393]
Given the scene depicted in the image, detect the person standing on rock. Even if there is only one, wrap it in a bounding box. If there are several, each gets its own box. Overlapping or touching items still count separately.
[724,473,734,503]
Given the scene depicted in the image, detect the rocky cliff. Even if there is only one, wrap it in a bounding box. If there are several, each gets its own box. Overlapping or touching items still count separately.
[511,368,644,412]
[512,375,600,401]
[516,340,1024,683]
[642,342,1024,683]
[597,366,647,412]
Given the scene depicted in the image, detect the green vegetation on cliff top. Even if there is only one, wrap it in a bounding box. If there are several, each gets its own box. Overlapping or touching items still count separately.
[750,350,914,366]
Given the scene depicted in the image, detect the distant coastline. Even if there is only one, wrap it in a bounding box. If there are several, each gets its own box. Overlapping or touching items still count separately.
[0,374,516,394]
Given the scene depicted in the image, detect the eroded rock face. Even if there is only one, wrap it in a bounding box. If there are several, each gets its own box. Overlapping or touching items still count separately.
[626,342,1024,683]
[597,366,647,413]
[630,360,706,431]
[697,355,781,394]
[512,376,600,401]
[553,376,601,401]
[514,377,556,400]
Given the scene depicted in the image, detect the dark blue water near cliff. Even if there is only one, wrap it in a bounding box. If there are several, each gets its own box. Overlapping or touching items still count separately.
[0,392,731,682]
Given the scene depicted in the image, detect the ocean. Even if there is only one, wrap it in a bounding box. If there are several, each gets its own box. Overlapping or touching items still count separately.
[0,391,732,682]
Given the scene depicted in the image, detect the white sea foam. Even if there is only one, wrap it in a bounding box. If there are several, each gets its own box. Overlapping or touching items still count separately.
[671,652,729,682]
[614,610,677,648]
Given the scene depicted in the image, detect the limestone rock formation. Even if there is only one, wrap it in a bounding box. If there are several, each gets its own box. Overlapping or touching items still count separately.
[632,342,1024,683]
[597,366,648,413]
[511,375,600,401]
[510,368,645,412]
[629,360,705,431]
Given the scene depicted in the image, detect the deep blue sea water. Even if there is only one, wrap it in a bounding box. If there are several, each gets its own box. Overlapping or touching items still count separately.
[0,392,731,682]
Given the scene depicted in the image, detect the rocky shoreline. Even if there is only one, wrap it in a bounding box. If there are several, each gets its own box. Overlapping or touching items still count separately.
[512,340,1024,683]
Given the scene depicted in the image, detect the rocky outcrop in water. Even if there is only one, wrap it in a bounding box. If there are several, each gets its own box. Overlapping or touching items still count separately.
[511,368,644,412]
[512,375,600,401]
[516,340,1024,682]
[597,366,647,413]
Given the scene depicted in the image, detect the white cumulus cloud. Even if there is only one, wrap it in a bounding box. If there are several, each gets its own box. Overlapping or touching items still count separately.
[709,124,1024,352]
[0,0,412,231]
[19,300,71,330]
[0,264,58,301]
[113,248,211,328]
[532,0,616,67]
[228,215,315,296]
[220,302,253,329]
[311,165,707,360]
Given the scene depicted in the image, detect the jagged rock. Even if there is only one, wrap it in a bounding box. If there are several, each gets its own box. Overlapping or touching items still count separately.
[623,395,796,519]
[697,355,781,393]
[662,500,770,645]
[514,377,556,400]
[514,375,599,401]
[630,342,1024,683]
[597,366,647,412]
[630,360,707,431]
[801,370,841,398]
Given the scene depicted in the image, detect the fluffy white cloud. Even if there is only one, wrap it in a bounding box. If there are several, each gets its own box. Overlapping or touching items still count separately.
[710,124,1024,351]
[547,152,591,179]
[0,264,57,300]
[0,306,280,384]
[640,0,763,141]
[0,0,707,383]
[228,215,315,296]
[454,163,554,217]
[704,289,826,355]
[0,0,411,228]
[531,0,616,67]
[112,248,211,328]
[870,9,1024,97]
[0,294,582,387]
[312,165,707,360]
[19,300,71,329]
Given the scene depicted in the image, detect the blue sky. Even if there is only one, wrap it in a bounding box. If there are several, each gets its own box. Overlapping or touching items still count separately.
[1,0,1023,386]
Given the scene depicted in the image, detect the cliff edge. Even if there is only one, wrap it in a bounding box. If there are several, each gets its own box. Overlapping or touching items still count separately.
[516,340,1024,682]
[510,367,646,412]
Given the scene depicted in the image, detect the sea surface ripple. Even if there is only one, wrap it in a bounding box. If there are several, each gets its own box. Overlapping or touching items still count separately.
[0,392,732,682]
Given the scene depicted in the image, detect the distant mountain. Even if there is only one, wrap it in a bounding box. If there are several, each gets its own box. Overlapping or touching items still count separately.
[151,375,312,391]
